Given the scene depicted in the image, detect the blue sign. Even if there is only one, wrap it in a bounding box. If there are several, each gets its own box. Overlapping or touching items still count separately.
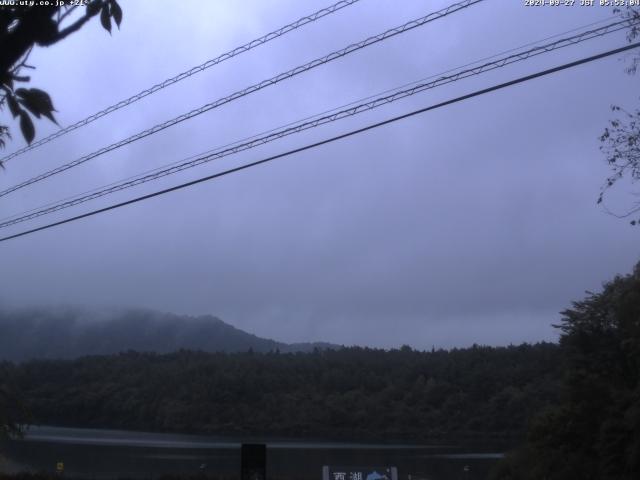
[322,466,398,480]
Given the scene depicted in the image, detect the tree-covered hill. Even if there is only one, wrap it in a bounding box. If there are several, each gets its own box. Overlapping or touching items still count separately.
[491,262,640,479]
[2,343,561,445]
[0,306,335,362]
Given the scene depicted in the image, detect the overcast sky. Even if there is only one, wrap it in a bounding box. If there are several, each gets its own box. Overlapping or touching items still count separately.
[0,0,638,349]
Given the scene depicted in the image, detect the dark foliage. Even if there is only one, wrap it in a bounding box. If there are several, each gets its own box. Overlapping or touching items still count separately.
[491,262,640,480]
[2,343,561,445]
[0,1,122,153]
[0,362,30,440]
[598,6,640,224]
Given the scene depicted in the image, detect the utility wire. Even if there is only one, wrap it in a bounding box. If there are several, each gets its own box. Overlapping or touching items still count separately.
[0,0,485,199]
[1,41,638,244]
[8,13,612,209]
[6,12,618,224]
[0,0,363,165]
[0,18,635,229]
[0,12,619,180]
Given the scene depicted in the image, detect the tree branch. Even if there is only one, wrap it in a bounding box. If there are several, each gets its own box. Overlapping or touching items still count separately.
[48,13,93,44]
[57,5,79,26]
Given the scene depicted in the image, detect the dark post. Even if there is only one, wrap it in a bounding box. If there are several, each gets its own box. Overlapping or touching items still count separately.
[241,443,266,480]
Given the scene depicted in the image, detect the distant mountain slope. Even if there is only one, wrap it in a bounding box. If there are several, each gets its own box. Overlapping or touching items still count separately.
[0,306,337,361]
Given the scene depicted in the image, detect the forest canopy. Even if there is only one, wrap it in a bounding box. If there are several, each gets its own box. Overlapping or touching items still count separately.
[1,343,561,445]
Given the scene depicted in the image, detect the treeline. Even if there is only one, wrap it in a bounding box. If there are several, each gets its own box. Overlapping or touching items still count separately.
[491,262,640,480]
[0,307,335,362]
[2,343,561,445]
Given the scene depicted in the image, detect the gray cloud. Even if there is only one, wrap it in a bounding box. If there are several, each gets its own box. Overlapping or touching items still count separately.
[0,0,638,349]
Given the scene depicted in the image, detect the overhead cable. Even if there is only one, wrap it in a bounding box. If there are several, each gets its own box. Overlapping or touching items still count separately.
[1,41,638,243]
[0,0,363,165]
[0,18,635,229]
[0,0,485,198]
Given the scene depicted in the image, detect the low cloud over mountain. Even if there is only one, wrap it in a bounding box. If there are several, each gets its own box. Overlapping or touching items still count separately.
[0,306,336,362]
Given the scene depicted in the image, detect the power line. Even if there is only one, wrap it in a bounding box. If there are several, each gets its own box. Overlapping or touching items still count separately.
[0,0,363,165]
[0,18,633,226]
[1,13,618,208]
[0,0,485,199]
[1,41,638,244]
[0,18,635,229]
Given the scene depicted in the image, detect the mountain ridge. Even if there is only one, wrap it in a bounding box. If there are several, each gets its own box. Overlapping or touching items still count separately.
[0,305,339,362]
